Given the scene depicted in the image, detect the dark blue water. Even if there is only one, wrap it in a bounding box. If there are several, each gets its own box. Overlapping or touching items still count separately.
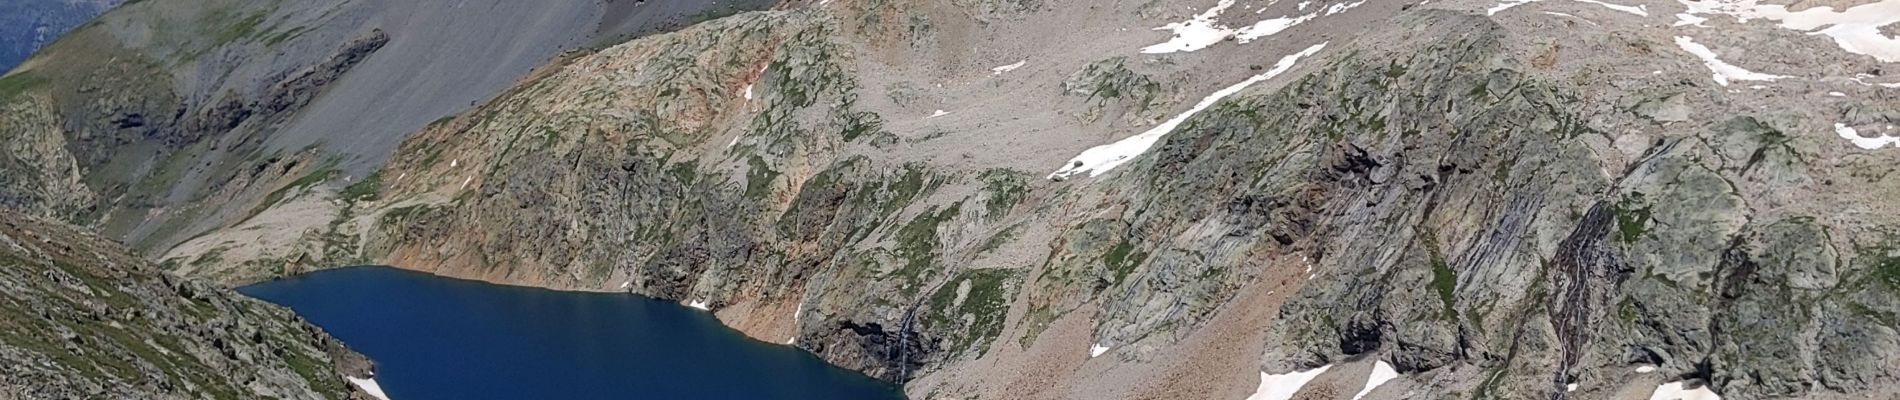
[239,266,905,400]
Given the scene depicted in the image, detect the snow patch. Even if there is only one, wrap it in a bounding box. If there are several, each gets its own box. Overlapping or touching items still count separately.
[744,64,769,101]
[347,376,390,400]
[1141,0,1240,53]
[1489,0,1540,15]
[929,110,951,118]
[992,60,1027,75]
[1648,381,1722,400]
[1635,365,1658,373]
[1568,383,1580,392]
[1574,0,1648,15]
[1677,0,1900,62]
[1245,365,1332,400]
[1324,1,1367,15]
[1050,43,1327,180]
[1490,0,1649,17]
[1141,0,1357,53]
[1828,91,1847,97]
[1232,15,1314,43]
[1352,361,1399,400]
[1674,36,1788,86]
[1229,14,1318,44]
[1850,74,1900,88]
[1234,1,1360,43]
[1090,343,1111,358]
[1836,123,1900,149]
[459,176,472,190]
[1674,13,1709,26]
[687,299,710,310]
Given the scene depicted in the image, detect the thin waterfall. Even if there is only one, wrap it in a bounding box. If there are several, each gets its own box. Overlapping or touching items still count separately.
[897,305,917,381]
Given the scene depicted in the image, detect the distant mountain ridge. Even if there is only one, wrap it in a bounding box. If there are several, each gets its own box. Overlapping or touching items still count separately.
[0,0,121,73]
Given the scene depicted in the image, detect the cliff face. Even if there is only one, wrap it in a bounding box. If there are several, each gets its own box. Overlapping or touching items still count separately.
[171,1,1897,398]
[0,0,776,265]
[8,0,1900,399]
[0,210,370,399]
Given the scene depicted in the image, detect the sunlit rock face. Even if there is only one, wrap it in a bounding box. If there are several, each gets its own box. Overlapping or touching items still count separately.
[6,0,1900,399]
[0,210,370,399]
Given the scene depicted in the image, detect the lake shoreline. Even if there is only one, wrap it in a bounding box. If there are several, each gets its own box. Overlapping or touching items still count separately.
[259,263,811,358]
[240,266,907,400]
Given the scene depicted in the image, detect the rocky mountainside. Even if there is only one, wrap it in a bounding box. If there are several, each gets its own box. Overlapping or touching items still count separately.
[6,0,1900,399]
[0,210,372,399]
[0,0,772,260]
[0,0,121,73]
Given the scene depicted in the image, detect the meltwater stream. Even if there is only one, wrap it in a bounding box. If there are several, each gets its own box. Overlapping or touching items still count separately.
[239,266,905,400]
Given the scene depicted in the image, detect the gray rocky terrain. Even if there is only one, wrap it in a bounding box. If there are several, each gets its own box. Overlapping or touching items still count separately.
[0,0,778,260]
[4,0,1900,399]
[0,210,372,399]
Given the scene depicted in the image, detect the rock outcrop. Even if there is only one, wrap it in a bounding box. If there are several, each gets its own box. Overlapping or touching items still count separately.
[0,210,370,399]
[0,0,779,260]
[213,2,1893,398]
[6,0,1900,399]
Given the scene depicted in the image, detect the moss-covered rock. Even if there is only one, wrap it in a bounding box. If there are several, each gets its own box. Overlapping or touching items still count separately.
[0,211,367,399]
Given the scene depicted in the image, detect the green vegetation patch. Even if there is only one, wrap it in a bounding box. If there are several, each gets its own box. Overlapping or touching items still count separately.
[1016,304,1058,349]
[1740,119,1799,173]
[1068,57,1162,112]
[686,3,749,24]
[187,247,228,270]
[667,161,699,185]
[419,145,446,169]
[262,25,309,47]
[1103,239,1148,285]
[1847,301,1899,327]
[1864,244,1900,291]
[1611,193,1652,243]
[379,204,443,226]
[975,224,1019,255]
[212,12,268,47]
[745,156,780,200]
[853,163,937,219]
[341,171,383,203]
[249,159,340,219]
[977,169,1028,219]
[1424,233,1458,319]
[926,269,1018,356]
[1431,253,1458,318]
[839,111,884,142]
[0,72,47,101]
[888,202,963,291]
